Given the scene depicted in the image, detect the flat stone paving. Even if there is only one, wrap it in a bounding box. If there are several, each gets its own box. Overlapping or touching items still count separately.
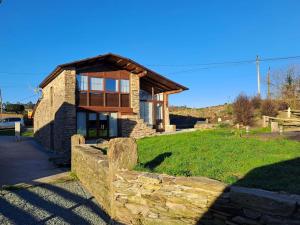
[0,136,63,186]
[0,181,109,225]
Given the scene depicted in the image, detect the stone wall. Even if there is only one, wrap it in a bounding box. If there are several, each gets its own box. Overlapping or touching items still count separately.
[34,69,76,152]
[72,136,300,225]
[130,73,140,114]
[119,115,156,139]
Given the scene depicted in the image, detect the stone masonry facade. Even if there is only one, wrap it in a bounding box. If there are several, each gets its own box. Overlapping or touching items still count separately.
[72,136,300,225]
[34,68,176,154]
[34,69,76,152]
[130,73,140,115]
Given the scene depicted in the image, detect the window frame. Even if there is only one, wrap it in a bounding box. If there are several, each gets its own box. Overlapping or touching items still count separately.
[105,78,119,93]
[120,79,130,94]
[76,74,88,91]
[90,77,104,92]
[76,73,130,108]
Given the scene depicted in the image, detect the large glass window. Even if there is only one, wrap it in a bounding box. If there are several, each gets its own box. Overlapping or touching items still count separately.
[105,79,119,92]
[90,77,103,91]
[120,80,129,93]
[77,112,87,136]
[109,113,118,137]
[76,75,88,91]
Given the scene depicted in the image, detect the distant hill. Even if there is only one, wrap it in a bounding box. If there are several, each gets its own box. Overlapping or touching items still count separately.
[169,104,233,128]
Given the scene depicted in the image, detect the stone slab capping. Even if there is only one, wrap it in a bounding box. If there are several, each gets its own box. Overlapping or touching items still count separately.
[71,134,300,225]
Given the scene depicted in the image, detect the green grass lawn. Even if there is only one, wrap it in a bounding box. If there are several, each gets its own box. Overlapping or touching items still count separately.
[136,129,300,194]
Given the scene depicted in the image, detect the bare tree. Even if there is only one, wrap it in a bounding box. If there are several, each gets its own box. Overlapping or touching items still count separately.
[270,65,300,109]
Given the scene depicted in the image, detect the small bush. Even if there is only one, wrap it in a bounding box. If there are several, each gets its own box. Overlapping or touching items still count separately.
[277,101,289,111]
[261,99,278,117]
[251,95,262,109]
[225,104,233,115]
[233,94,254,125]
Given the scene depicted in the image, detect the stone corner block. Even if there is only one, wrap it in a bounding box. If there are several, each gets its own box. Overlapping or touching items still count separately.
[108,137,138,171]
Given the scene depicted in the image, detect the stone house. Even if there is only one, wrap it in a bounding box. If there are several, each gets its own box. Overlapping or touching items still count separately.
[33,53,188,152]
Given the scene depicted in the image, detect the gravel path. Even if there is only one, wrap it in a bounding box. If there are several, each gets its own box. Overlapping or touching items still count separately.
[0,181,109,225]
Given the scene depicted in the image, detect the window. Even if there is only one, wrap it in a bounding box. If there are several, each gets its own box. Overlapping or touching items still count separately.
[155,93,164,101]
[77,112,86,136]
[90,77,103,91]
[105,79,119,92]
[120,80,129,93]
[76,75,88,91]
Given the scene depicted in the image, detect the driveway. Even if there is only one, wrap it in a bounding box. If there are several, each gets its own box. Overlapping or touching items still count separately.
[0,136,63,186]
[0,180,109,225]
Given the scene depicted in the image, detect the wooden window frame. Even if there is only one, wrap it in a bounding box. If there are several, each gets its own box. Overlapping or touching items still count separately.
[77,75,130,108]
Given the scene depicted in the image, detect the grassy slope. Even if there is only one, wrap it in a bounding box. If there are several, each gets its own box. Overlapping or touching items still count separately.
[136,129,300,194]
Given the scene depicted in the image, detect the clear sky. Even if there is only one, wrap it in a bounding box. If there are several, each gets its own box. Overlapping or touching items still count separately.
[1,0,300,107]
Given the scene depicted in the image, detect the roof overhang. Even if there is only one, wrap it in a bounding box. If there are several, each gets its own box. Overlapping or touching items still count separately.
[39,53,188,93]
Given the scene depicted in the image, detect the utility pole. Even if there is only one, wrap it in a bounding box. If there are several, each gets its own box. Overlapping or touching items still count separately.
[256,55,261,96]
[0,88,2,118]
[267,67,271,99]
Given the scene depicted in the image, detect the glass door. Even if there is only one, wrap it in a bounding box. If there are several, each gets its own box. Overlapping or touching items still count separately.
[87,113,98,138]
[84,112,117,139]
[98,113,109,138]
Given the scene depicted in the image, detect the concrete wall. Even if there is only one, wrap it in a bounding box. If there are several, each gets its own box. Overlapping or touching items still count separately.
[71,136,300,225]
[34,69,76,152]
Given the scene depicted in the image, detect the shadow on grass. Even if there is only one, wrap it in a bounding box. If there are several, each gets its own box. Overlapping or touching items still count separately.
[197,157,300,224]
[143,152,172,171]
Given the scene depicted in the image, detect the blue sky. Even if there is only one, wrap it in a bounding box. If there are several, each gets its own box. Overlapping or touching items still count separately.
[1,0,300,107]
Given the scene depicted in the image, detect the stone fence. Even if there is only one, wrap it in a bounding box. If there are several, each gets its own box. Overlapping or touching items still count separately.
[71,135,300,225]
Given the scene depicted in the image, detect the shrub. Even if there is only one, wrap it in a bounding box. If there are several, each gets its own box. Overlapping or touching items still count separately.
[251,95,262,109]
[233,94,254,125]
[5,104,25,113]
[225,104,233,115]
[277,101,289,111]
[261,99,278,117]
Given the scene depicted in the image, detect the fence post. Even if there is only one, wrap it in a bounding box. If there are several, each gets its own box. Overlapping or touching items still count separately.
[287,107,291,118]
[271,122,279,133]
[15,122,21,142]
[262,116,269,128]
[107,137,138,218]
[71,134,85,173]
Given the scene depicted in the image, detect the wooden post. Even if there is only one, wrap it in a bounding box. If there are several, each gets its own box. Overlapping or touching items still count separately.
[267,67,271,99]
[287,107,291,118]
[262,116,269,128]
[15,122,21,142]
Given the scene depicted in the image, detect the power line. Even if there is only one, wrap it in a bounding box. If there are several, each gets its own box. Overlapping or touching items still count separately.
[0,55,300,76]
[165,55,300,75]
[147,55,300,68]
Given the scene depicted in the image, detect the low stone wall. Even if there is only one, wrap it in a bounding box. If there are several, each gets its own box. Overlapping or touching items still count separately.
[120,115,156,139]
[71,136,300,225]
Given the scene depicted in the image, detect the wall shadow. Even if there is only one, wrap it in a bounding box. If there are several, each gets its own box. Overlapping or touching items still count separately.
[142,152,172,171]
[34,102,138,164]
[197,157,300,224]
[170,114,206,129]
[0,181,124,225]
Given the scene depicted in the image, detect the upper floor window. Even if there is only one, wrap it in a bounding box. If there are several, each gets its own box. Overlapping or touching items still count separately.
[90,77,103,91]
[155,93,164,101]
[120,80,129,93]
[76,75,88,91]
[106,79,119,92]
